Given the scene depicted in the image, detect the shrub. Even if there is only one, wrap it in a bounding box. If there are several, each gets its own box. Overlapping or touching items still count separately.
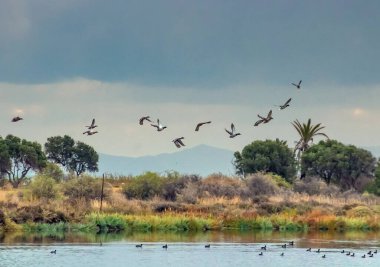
[162,174,200,201]
[39,163,64,182]
[29,175,58,200]
[199,173,249,199]
[62,175,109,201]
[293,176,340,196]
[122,172,164,200]
[177,182,200,204]
[246,173,279,196]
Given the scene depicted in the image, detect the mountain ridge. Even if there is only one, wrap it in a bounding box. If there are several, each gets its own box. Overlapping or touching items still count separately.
[98,144,235,176]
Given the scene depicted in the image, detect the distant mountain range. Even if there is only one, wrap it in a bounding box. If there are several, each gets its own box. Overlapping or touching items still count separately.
[97,144,380,177]
[98,145,235,177]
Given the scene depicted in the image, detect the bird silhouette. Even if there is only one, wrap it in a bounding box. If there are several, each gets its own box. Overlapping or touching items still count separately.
[11,116,23,122]
[151,119,167,131]
[255,110,273,126]
[276,98,292,110]
[195,121,212,131]
[172,137,185,148]
[291,80,302,89]
[83,129,98,136]
[225,123,241,138]
[86,118,97,129]
[139,116,152,125]
[163,244,168,249]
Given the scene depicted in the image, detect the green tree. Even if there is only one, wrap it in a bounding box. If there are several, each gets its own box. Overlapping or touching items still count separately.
[44,135,75,170]
[69,142,99,176]
[45,136,99,176]
[0,135,47,188]
[366,160,380,196]
[301,140,376,189]
[292,118,329,160]
[234,139,296,181]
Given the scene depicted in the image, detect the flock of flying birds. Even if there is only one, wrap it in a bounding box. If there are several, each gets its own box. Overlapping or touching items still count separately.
[9,80,302,148]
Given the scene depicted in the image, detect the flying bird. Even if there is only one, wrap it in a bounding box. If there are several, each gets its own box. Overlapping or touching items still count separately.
[195,121,212,131]
[172,137,185,148]
[276,98,292,110]
[225,123,241,138]
[139,116,152,125]
[151,119,167,131]
[11,116,23,122]
[83,129,98,136]
[291,80,302,89]
[86,118,97,129]
[255,110,273,126]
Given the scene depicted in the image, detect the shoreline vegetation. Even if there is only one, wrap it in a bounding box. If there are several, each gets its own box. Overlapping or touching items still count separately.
[1,172,380,235]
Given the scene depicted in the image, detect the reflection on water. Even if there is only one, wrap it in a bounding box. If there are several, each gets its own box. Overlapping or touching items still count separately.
[0,231,379,267]
[1,230,380,248]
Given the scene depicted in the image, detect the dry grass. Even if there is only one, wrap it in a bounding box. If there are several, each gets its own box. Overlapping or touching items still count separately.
[1,181,380,232]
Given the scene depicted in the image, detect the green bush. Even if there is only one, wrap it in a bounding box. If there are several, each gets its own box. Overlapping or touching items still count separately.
[39,163,64,182]
[122,172,164,200]
[29,175,58,200]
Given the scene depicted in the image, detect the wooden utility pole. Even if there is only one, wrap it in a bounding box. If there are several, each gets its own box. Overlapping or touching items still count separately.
[100,173,105,212]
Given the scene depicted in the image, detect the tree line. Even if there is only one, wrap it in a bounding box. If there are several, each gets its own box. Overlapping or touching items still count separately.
[0,135,98,188]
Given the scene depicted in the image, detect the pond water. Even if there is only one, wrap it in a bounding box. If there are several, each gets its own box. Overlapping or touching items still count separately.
[0,231,379,267]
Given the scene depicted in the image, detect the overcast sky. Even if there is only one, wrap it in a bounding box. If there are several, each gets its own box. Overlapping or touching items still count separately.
[1,0,379,157]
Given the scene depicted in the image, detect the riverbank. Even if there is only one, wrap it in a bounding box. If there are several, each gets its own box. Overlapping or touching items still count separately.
[1,173,380,234]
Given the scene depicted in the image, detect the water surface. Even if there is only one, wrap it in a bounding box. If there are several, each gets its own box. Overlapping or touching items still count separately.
[0,231,379,267]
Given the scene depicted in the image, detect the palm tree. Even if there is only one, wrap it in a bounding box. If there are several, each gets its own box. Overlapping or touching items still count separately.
[292,119,329,176]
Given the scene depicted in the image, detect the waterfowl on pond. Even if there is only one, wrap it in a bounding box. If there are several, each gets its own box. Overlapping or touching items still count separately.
[259,252,263,256]
[369,254,374,257]
[151,119,167,131]
[291,80,302,89]
[351,253,355,257]
[11,116,23,122]
[288,241,294,246]
[306,248,311,252]
[316,248,320,253]
[162,244,168,249]
[322,255,326,258]
[261,245,267,250]
[50,250,56,254]
[136,244,143,248]
[341,250,345,253]
[172,137,185,148]
[281,244,287,248]
[205,244,210,248]
[280,253,284,256]
[362,255,366,258]
[139,116,152,125]
[195,121,212,131]
[225,123,241,138]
